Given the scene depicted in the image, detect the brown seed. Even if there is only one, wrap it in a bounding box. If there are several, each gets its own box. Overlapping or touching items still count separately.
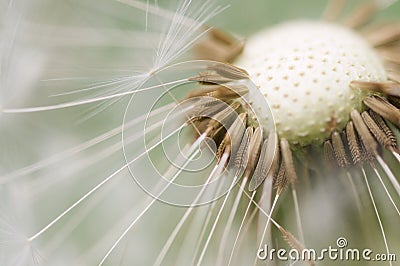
[249,132,279,191]
[331,131,350,167]
[345,121,363,165]
[378,47,400,64]
[363,96,400,128]
[280,139,297,186]
[369,110,397,148]
[208,85,249,101]
[194,28,245,62]
[208,63,249,80]
[206,102,241,133]
[189,98,226,120]
[189,72,236,84]
[385,62,400,83]
[235,127,253,174]
[350,110,379,156]
[361,111,393,150]
[243,127,263,178]
[350,80,400,98]
[185,86,218,98]
[343,2,377,28]
[213,126,229,159]
[323,140,336,167]
[365,23,400,47]
[388,96,400,109]
[218,113,247,157]
[279,227,315,266]
[274,161,288,194]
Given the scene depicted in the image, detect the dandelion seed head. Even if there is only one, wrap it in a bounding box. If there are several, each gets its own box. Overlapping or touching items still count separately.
[2,0,400,265]
[236,20,387,146]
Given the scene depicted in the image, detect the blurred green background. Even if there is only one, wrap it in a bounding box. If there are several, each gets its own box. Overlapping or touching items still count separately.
[1,0,400,265]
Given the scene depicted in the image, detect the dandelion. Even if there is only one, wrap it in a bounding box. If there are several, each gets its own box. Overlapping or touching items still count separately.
[1,0,400,265]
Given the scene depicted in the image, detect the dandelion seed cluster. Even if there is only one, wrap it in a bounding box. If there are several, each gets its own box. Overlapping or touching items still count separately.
[2,0,400,265]
[236,20,387,146]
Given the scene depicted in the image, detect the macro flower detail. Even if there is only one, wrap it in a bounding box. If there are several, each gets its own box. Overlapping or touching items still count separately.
[1,0,400,266]
[236,20,386,146]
